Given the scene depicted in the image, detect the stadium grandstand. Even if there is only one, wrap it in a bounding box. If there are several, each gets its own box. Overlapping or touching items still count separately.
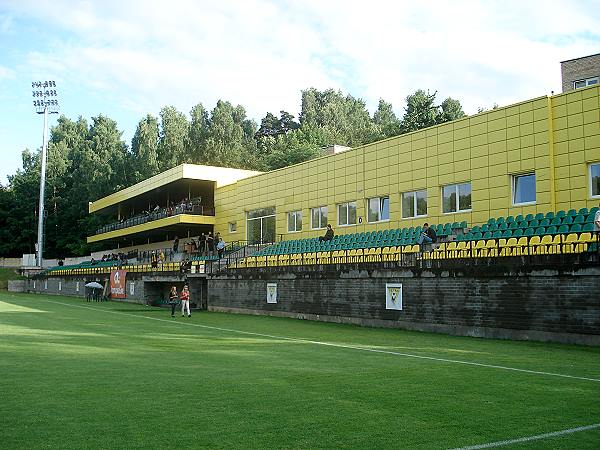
[25,84,600,345]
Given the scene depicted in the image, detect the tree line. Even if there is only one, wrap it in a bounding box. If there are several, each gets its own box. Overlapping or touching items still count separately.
[0,88,465,258]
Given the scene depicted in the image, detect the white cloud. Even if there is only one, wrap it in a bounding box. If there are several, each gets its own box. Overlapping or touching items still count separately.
[4,0,600,122]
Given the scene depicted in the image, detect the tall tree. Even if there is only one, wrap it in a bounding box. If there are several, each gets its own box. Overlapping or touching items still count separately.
[157,106,188,171]
[186,103,209,164]
[399,89,440,133]
[132,114,160,182]
[439,97,466,123]
[373,99,401,140]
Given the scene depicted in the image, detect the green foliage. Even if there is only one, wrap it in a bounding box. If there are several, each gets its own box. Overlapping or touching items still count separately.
[1,87,467,257]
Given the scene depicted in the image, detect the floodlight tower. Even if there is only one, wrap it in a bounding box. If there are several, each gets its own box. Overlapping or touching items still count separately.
[32,81,59,267]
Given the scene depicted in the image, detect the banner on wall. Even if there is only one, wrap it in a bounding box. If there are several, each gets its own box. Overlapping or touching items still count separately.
[110,270,127,299]
[385,283,403,310]
[266,283,278,303]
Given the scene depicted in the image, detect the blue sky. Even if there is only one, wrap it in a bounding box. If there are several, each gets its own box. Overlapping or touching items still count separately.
[1,0,599,184]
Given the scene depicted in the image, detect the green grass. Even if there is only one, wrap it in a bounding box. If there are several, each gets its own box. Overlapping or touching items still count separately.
[0,267,24,289]
[1,292,599,449]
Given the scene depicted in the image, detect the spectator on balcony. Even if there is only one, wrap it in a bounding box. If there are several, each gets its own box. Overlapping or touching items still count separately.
[173,236,179,253]
[199,233,206,255]
[207,232,215,256]
[151,251,158,269]
[216,238,226,259]
[418,223,437,252]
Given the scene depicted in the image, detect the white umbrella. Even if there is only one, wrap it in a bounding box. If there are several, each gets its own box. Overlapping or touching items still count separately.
[85,282,103,289]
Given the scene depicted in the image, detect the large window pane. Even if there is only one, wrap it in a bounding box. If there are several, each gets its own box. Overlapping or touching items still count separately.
[263,216,276,243]
[312,208,320,228]
[443,185,457,213]
[402,192,415,218]
[381,197,390,220]
[296,212,302,231]
[338,204,348,226]
[348,202,357,224]
[247,218,261,244]
[591,164,600,197]
[513,174,536,204]
[367,198,379,222]
[320,207,328,228]
[416,190,427,216]
[247,207,276,219]
[288,213,295,232]
[458,183,472,211]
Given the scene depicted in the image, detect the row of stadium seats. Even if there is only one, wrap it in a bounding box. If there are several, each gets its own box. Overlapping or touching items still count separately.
[473,214,596,233]
[255,221,468,255]
[459,222,596,241]
[232,232,598,268]
[487,207,597,225]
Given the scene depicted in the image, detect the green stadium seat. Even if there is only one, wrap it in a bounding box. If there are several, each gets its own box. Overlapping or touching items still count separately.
[534,226,546,235]
[472,232,483,240]
[540,218,550,227]
[496,217,505,224]
[525,214,534,221]
[583,223,594,232]
[578,207,589,216]
[523,227,534,237]
[512,229,523,238]
[570,224,582,233]
[492,230,503,239]
[591,207,599,215]
[508,222,519,230]
[515,214,524,222]
[487,218,496,225]
[566,209,577,217]
[471,225,481,233]
[517,220,529,229]
[535,213,545,221]
[483,231,492,239]
[501,230,512,238]
[528,219,539,228]
[481,224,489,232]
[573,214,584,224]
[557,224,569,234]
[550,217,562,226]
[546,225,558,235]
[562,216,573,225]
[459,221,468,228]
[506,216,515,224]
[498,223,508,231]
[546,212,555,220]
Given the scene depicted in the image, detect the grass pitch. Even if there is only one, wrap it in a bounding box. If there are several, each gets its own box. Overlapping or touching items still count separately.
[1,292,599,449]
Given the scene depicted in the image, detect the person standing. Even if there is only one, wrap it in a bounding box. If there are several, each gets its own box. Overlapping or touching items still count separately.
[207,232,215,257]
[216,237,226,259]
[173,236,179,253]
[180,285,191,317]
[168,286,179,318]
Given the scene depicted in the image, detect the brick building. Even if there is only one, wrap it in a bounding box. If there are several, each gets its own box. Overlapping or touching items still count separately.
[561,53,600,92]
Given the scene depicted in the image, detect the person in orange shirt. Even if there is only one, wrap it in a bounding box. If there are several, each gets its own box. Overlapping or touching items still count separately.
[180,285,191,318]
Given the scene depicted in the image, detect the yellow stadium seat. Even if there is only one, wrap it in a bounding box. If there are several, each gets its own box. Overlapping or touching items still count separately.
[290,253,302,265]
[474,240,487,258]
[562,233,578,253]
[332,250,347,264]
[529,235,542,255]
[485,240,498,257]
[381,246,394,262]
[317,251,331,265]
[279,254,290,266]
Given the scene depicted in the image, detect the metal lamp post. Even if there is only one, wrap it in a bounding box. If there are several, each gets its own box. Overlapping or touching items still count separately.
[32,80,59,267]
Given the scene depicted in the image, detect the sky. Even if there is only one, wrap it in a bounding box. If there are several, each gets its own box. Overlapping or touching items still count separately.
[1,0,599,184]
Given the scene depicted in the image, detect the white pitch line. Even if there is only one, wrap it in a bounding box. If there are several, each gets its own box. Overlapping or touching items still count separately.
[450,422,600,449]
[37,298,600,383]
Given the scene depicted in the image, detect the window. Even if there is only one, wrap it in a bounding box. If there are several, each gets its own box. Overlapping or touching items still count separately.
[591,163,600,198]
[228,222,237,233]
[367,197,390,222]
[512,173,536,205]
[337,201,357,226]
[311,206,328,229]
[288,210,302,232]
[402,190,427,218]
[442,183,471,213]
[574,77,599,89]
[247,207,276,244]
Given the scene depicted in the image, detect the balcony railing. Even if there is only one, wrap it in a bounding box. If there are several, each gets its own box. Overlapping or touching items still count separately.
[95,203,215,235]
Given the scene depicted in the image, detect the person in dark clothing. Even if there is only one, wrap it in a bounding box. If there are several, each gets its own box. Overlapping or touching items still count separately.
[418,223,437,252]
[173,236,179,253]
[169,286,179,317]
[319,224,334,242]
[207,232,215,256]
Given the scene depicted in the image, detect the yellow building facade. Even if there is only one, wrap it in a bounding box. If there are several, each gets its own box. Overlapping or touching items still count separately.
[87,86,600,248]
[215,86,600,244]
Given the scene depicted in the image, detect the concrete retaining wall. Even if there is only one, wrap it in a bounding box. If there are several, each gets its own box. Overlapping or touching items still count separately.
[208,266,600,345]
